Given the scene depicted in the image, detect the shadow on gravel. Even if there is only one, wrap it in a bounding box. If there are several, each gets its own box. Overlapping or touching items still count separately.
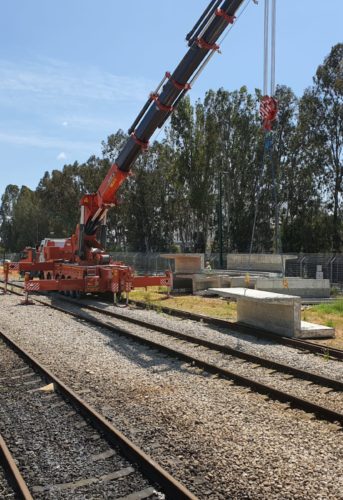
[50,296,202,377]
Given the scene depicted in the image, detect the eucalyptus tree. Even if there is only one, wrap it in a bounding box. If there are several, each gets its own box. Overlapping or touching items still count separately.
[298,43,343,251]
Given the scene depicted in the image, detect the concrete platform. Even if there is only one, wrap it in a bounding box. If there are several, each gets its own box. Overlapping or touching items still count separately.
[226,254,297,273]
[299,321,335,339]
[175,273,232,292]
[256,277,331,298]
[209,287,335,339]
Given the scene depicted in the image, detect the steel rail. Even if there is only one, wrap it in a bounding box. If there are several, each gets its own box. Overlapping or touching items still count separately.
[129,299,343,361]
[21,300,343,426]
[2,282,343,424]
[0,434,33,500]
[2,281,342,361]
[57,296,343,392]
[0,330,198,500]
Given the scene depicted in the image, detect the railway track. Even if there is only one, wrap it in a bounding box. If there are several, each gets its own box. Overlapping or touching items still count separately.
[2,280,342,361]
[2,283,343,424]
[130,299,343,361]
[0,434,32,500]
[0,330,197,499]
[59,296,343,391]
[3,285,342,427]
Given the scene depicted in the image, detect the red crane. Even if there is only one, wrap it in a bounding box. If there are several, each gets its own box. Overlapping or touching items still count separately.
[8,0,246,299]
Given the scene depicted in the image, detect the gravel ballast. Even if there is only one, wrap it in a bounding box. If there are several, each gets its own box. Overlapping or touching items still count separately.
[0,337,162,499]
[55,298,343,414]
[93,298,343,380]
[0,293,343,499]
[0,464,16,499]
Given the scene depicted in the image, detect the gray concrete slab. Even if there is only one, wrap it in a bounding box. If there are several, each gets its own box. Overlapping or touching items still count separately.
[226,253,297,273]
[298,321,335,339]
[208,287,334,339]
[256,277,331,298]
[210,287,299,303]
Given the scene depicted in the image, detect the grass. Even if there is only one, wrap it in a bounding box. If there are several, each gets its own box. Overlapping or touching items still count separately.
[310,299,343,315]
[130,288,236,320]
[302,299,343,349]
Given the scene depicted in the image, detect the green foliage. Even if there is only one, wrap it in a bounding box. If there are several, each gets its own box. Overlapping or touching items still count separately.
[0,45,342,254]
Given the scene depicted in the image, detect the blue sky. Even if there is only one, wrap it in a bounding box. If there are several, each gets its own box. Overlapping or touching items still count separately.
[1,0,342,197]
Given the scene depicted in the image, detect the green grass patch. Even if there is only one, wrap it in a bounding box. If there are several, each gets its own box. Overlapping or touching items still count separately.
[310,299,343,315]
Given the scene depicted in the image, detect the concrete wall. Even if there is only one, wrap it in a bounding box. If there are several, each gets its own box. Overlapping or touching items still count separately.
[227,254,297,273]
[256,277,331,298]
[237,298,300,338]
[209,287,334,338]
[161,254,204,273]
[174,273,233,292]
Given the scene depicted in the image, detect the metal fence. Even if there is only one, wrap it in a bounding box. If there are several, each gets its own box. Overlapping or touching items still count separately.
[110,252,174,275]
[110,252,343,286]
[4,250,343,285]
[285,254,343,286]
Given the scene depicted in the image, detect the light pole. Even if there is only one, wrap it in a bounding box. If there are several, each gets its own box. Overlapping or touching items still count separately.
[218,164,231,269]
[219,171,223,269]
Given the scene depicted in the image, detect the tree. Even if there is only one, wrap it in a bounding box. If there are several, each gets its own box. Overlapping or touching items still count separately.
[0,184,20,250]
[299,44,343,251]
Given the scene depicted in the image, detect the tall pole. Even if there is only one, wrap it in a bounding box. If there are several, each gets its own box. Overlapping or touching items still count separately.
[271,0,276,96]
[219,172,223,269]
[263,0,269,96]
[271,0,279,252]
[264,0,279,254]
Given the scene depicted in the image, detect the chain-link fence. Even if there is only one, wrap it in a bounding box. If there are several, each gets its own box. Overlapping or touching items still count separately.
[285,254,343,287]
[4,250,343,286]
[110,252,174,275]
[110,252,343,286]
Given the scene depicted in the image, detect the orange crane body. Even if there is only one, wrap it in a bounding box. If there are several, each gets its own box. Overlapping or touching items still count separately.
[12,0,245,297]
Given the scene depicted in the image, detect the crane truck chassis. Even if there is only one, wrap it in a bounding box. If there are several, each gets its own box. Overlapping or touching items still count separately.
[6,0,248,298]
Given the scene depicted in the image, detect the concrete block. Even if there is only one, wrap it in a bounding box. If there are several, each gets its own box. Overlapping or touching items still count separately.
[226,253,297,273]
[218,275,232,288]
[161,253,204,273]
[230,276,257,288]
[256,277,330,298]
[175,273,221,292]
[192,274,222,292]
[209,287,334,339]
[298,321,335,339]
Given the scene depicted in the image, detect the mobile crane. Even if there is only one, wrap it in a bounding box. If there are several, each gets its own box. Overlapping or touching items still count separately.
[8,0,262,298]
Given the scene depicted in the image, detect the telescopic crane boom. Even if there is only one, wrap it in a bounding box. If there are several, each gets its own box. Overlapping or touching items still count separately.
[77,0,245,261]
[12,0,247,299]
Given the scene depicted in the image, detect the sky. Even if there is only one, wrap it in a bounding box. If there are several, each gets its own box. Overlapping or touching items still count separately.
[0,0,342,197]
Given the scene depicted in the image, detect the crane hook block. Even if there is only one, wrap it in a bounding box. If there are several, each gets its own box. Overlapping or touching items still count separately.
[260,95,278,131]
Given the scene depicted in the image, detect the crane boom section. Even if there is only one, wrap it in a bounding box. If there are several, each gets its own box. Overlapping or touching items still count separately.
[82,0,244,240]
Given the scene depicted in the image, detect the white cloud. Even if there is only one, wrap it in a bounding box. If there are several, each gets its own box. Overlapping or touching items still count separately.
[57,152,66,161]
[58,115,116,131]
[0,58,154,103]
[0,131,99,152]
